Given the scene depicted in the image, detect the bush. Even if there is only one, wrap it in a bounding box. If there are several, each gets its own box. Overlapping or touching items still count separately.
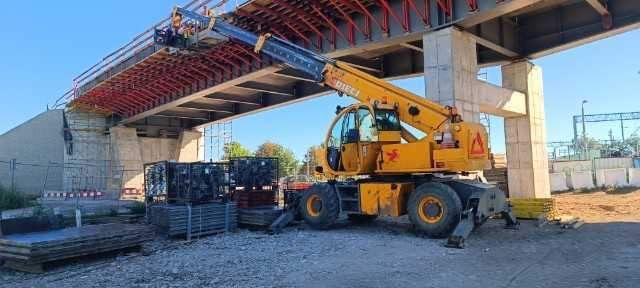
[0,186,29,211]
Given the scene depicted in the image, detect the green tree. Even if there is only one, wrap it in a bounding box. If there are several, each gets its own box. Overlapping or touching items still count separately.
[224,142,252,159]
[255,142,298,177]
[574,136,602,150]
[624,135,640,156]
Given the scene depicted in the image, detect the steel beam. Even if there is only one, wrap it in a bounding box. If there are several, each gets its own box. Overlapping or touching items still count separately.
[202,95,262,106]
[235,82,293,96]
[177,104,234,114]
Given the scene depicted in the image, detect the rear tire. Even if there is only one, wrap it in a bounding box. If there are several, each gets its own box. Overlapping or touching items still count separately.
[408,182,462,238]
[347,214,378,224]
[300,183,340,230]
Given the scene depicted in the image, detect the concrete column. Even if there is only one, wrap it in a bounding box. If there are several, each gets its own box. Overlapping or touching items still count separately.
[197,127,206,161]
[502,61,551,199]
[175,130,203,162]
[423,27,480,123]
[110,126,144,196]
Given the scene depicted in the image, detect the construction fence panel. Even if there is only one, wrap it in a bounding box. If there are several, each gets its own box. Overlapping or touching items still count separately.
[0,159,12,192]
[551,160,593,175]
[593,158,634,170]
[0,158,125,199]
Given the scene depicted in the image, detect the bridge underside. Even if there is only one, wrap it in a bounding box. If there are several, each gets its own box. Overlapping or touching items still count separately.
[71,0,640,136]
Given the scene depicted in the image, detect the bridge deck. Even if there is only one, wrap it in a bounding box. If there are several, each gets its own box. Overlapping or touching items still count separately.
[65,0,640,136]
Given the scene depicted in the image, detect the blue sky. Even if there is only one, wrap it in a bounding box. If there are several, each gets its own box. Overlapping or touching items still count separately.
[1,1,639,160]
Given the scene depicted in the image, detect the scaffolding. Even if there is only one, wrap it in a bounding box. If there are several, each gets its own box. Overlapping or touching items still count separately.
[204,121,233,162]
[62,110,123,198]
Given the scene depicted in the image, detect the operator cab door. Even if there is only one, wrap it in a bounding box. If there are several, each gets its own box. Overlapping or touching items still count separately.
[326,108,360,173]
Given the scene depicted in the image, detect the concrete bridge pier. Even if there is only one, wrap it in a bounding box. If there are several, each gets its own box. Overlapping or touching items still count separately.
[423,27,550,199]
[501,62,551,199]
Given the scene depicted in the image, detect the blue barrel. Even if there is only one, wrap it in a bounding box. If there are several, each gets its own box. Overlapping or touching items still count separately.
[634,158,640,168]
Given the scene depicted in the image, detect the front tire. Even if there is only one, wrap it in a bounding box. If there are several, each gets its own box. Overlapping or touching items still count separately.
[300,183,340,229]
[408,182,462,238]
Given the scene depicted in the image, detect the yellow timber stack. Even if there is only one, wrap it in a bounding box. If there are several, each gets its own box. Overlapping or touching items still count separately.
[509,198,559,220]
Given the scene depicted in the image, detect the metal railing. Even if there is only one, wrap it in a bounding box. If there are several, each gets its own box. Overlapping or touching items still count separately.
[52,0,239,109]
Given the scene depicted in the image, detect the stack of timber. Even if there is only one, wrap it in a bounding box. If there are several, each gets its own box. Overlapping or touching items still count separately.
[149,203,237,238]
[0,224,153,273]
[490,153,507,168]
[484,168,509,197]
[238,207,283,227]
[510,198,559,220]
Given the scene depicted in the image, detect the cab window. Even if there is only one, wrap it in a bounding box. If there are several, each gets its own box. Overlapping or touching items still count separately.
[375,109,401,131]
[358,108,377,142]
[342,111,358,144]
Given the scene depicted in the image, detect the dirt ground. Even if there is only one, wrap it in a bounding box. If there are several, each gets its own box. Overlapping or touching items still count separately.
[1,190,639,288]
[554,188,640,222]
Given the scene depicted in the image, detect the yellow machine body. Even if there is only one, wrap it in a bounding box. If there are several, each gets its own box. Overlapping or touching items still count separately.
[315,61,490,179]
[360,182,415,217]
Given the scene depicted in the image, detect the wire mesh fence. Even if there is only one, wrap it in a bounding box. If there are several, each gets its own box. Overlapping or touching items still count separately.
[0,158,142,221]
[0,158,127,202]
[548,140,640,161]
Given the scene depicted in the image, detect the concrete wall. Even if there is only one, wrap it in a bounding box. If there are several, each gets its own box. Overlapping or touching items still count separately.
[110,127,201,197]
[549,172,569,192]
[0,110,65,195]
[596,168,628,187]
[140,138,178,163]
[567,171,595,190]
[628,168,640,186]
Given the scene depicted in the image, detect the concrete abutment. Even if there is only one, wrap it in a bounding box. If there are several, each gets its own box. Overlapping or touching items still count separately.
[110,126,202,196]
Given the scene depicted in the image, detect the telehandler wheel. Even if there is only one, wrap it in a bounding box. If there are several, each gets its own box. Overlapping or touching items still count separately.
[408,182,462,238]
[347,214,378,224]
[300,183,340,230]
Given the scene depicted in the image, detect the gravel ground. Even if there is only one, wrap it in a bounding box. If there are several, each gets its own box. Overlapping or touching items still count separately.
[2,192,640,288]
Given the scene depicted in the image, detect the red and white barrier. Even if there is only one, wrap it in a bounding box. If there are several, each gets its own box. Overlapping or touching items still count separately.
[43,190,104,199]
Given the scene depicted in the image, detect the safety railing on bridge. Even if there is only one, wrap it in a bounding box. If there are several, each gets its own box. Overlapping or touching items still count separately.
[52,0,239,109]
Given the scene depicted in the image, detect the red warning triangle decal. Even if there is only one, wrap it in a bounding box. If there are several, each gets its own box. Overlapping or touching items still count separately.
[470,132,485,155]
